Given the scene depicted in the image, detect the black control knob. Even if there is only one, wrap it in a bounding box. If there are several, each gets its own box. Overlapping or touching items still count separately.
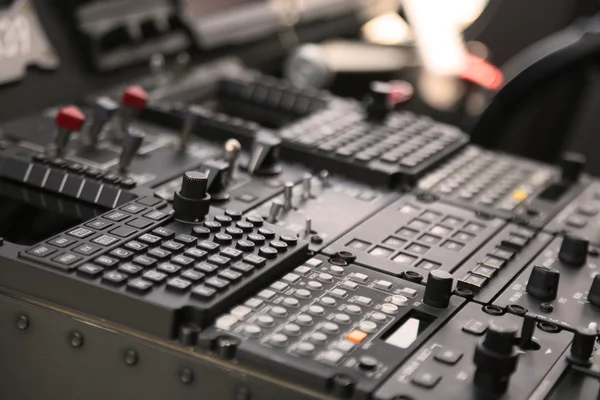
[364,81,393,121]
[560,152,586,183]
[423,270,453,309]
[246,132,282,176]
[567,323,598,366]
[558,235,589,266]
[526,265,560,301]
[473,320,520,395]
[198,159,231,201]
[587,275,600,307]
[173,171,211,223]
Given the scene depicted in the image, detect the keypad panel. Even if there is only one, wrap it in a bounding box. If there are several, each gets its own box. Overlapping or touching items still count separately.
[20,197,309,338]
[374,303,571,400]
[199,256,464,398]
[323,195,505,280]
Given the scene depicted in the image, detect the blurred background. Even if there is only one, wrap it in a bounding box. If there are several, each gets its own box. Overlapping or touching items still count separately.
[2,0,600,172]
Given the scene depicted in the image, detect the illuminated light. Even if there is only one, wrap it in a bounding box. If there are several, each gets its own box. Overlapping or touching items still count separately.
[511,190,529,202]
[461,54,504,91]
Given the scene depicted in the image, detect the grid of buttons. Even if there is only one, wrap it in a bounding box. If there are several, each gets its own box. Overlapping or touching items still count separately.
[418,146,554,212]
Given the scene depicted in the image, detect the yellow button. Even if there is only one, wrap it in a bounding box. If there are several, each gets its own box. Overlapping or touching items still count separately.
[512,190,528,202]
[347,329,368,344]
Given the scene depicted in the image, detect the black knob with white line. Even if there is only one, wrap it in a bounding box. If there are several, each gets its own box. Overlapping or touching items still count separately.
[246,132,282,176]
[568,323,598,366]
[423,270,453,309]
[173,171,211,223]
[473,320,520,395]
[526,265,560,301]
[558,235,588,266]
[198,159,231,202]
[115,127,145,174]
[86,96,119,149]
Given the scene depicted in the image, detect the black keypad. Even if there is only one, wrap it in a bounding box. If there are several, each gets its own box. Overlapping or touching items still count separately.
[162,241,184,252]
[226,227,244,238]
[171,255,195,267]
[225,209,242,220]
[192,285,217,300]
[184,248,208,260]
[52,253,82,268]
[198,241,219,252]
[204,221,222,232]
[144,210,169,221]
[259,247,278,259]
[258,228,275,239]
[232,262,254,275]
[236,240,256,252]
[205,277,229,290]
[236,221,254,232]
[207,255,231,267]
[244,254,266,267]
[181,269,205,282]
[67,227,95,239]
[218,269,242,283]
[143,270,168,283]
[247,234,265,245]
[270,241,288,252]
[215,215,233,225]
[137,197,163,206]
[174,234,196,245]
[195,262,219,274]
[214,233,233,245]
[192,226,211,238]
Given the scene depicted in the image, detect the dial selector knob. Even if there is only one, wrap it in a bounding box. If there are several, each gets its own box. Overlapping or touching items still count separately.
[173,171,211,223]
[473,320,520,395]
[587,274,600,307]
[568,323,598,366]
[246,132,282,176]
[526,265,560,301]
[558,235,588,266]
[423,270,453,309]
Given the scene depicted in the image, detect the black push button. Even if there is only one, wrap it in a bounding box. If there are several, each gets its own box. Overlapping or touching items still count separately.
[94,255,119,268]
[127,278,153,293]
[102,271,128,286]
[120,204,147,214]
[162,241,185,252]
[147,248,172,260]
[153,227,175,239]
[126,218,153,229]
[434,348,463,365]
[174,234,196,245]
[77,264,104,278]
[73,244,102,256]
[67,227,95,239]
[104,211,130,222]
[48,236,76,248]
[411,371,441,388]
[133,255,157,267]
[167,277,192,292]
[124,241,148,253]
[144,210,169,221]
[91,234,119,247]
[143,270,167,283]
[171,255,195,267]
[52,253,82,268]
[192,226,211,238]
[192,285,217,300]
[244,254,266,267]
[26,245,57,258]
[109,226,137,238]
[462,319,487,336]
[118,263,143,276]
[85,220,113,230]
[138,234,161,245]
[157,263,181,275]
[181,269,205,282]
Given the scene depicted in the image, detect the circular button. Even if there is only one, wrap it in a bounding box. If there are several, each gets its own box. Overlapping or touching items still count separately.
[283,297,300,308]
[204,220,222,232]
[270,240,288,252]
[358,355,378,371]
[257,315,275,327]
[258,228,276,239]
[318,273,333,283]
[259,247,278,259]
[345,305,362,315]
[359,321,378,333]
[296,314,313,326]
[247,233,265,245]
[192,226,211,238]
[320,297,337,307]
[215,215,233,226]
[246,215,264,226]
[270,306,287,318]
[296,342,316,356]
[391,295,408,306]
[295,289,311,299]
[307,281,323,291]
[283,323,301,336]
[225,227,244,238]
[334,314,351,324]
[280,235,298,246]
[236,221,254,232]
[322,322,340,334]
[243,324,262,337]
[309,332,328,345]
[309,305,325,316]
[225,209,242,220]
[370,312,387,323]
[214,233,233,244]
[269,333,288,347]
[236,240,256,252]
[381,303,398,315]
[330,266,345,275]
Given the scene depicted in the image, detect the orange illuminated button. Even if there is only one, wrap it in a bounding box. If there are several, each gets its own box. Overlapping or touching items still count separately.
[347,329,368,344]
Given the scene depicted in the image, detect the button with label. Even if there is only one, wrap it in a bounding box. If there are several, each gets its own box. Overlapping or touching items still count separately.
[52,253,82,268]
[26,245,57,258]
[139,234,161,245]
[92,235,119,247]
[434,348,463,365]
[144,210,169,221]
[191,285,217,300]
[143,270,168,283]
[73,244,102,256]
[167,277,192,292]
[109,226,137,238]
[102,271,128,286]
[462,319,487,336]
[118,263,143,276]
[124,241,147,253]
[126,218,153,229]
[411,371,441,388]
[104,211,130,222]
[77,264,104,278]
[85,220,113,230]
[110,248,134,260]
[48,236,76,248]
[127,278,153,293]
[121,204,147,214]
[67,227,95,239]
[133,255,157,267]
[346,329,367,344]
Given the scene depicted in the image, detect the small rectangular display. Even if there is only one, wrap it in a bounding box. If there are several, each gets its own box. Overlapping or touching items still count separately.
[382,310,435,349]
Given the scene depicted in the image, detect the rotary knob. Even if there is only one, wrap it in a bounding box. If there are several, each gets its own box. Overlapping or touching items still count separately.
[473,320,520,395]
[568,323,598,366]
[246,131,282,176]
[526,265,560,301]
[173,171,211,223]
[558,235,588,266]
[423,270,453,309]
[560,152,586,183]
[588,275,600,307]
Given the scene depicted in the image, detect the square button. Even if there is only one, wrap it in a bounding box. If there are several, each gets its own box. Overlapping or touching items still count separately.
[94,255,119,268]
[417,259,441,271]
[369,246,394,258]
[167,277,192,292]
[184,248,208,260]
[147,248,172,260]
[77,264,104,278]
[408,218,429,230]
[430,225,452,237]
[120,204,147,214]
[139,234,162,245]
[172,255,195,267]
[181,269,205,282]
[208,255,231,267]
[72,244,102,256]
[398,204,420,214]
[26,245,57,258]
[157,263,182,274]
[152,227,175,239]
[396,228,419,239]
[48,236,76,248]
[102,271,128,286]
[472,264,497,278]
[92,235,119,247]
[232,262,254,275]
[482,255,505,269]
[221,247,243,260]
[493,248,515,261]
[198,240,220,252]
[218,269,242,283]
[463,222,486,233]
[133,255,157,267]
[382,236,407,248]
[411,371,441,388]
[440,240,464,252]
[52,253,82,267]
[346,239,371,251]
[195,262,219,274]
[143,270,168,283]
[174,234,197,245]
[453,231,475,242]
[567,216,587,228]
[162,241,185,252]
[418,234,442,246]
[205,276,230,290]
[457,273,487,291]
[392,253,418,265]
[420,210,442,222]
[144,210,169,221]
[85,220,113,230]
[104,211,130,222]
[67,227,95,239]
[126,218,153,229]
[406,243,430,255]
[191,285,217,300]
[127,278,153,293]
[243,254,266,268]
[110,226,137,238]
[442,216,464,228]
[124,241,148,252]
[462,319,487,336]
[118,263,143,275]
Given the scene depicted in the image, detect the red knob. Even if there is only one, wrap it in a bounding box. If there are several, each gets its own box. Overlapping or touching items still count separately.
[121,85,148,110]
[55,106,85,132]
